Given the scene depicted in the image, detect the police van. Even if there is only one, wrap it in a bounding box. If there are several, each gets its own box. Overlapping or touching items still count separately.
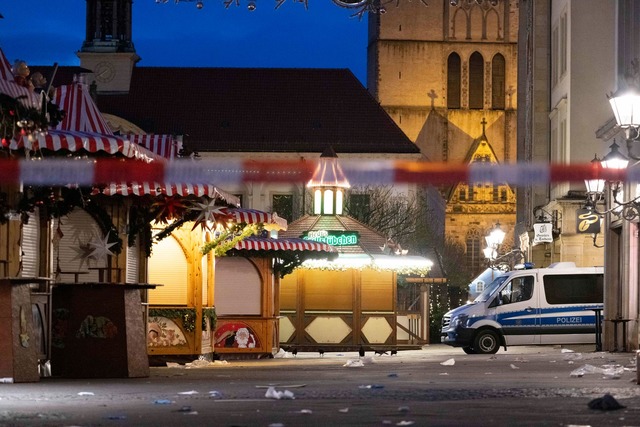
[441,262,603,354]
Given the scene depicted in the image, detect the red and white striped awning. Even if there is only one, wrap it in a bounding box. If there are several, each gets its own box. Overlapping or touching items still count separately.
[233,237,336,253]
[0,51,42,109]
[222,208,288,231]
[53,82,113,135]
[0,48,13,81]
[0,79,41,108]
[126,134,181,160]
[94,181,240,205]
[9,129,164,162]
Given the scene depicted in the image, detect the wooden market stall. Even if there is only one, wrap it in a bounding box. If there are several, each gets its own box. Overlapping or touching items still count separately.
[278,147,433,352]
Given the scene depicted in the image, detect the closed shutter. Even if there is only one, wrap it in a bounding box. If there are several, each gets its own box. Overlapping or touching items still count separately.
[21,210,40,277]
[126,234,139,284]
[215,257,261,316]
[148,236,187,305]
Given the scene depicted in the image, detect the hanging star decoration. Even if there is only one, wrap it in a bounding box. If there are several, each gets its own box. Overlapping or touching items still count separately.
[151,195,187,224]
[87,231,117,263]
[189,198,230,231]
[71,242,95,269]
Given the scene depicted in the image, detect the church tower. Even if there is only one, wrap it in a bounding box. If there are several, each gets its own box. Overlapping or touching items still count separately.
[77,0,140,93]
[368,0,519,274]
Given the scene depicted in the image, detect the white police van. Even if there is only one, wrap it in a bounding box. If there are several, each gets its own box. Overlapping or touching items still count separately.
[441,262,603,354]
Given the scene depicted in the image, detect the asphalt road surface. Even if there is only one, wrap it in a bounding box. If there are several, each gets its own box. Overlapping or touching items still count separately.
[1,344,639,427]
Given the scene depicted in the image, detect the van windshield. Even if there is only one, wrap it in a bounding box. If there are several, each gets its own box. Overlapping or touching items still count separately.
[474,275,509,302]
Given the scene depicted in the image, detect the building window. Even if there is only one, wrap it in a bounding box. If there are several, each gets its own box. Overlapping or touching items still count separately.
[347,193,371,221]
[447,52,461,109]
[551,25,559,86]
[459,187,466,201]
[272,194,293,222]
[491,54,505,109]
[469,52,484,109]
[560,12,567,77]
[466,229,482,274]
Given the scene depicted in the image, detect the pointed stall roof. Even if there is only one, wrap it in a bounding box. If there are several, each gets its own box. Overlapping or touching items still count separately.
[307,145,351,189]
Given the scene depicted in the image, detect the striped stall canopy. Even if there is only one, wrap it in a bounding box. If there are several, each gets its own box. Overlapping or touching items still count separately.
[0,48,13,81]
[126,134,182,160]
[94,181,240,205]
[234,237,336,253]
[53,82,113,135]
[223,208,288,231]
[9,129,164,162]
[0,78,42,108]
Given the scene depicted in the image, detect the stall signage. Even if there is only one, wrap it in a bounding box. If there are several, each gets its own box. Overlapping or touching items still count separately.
[302,230,359,246]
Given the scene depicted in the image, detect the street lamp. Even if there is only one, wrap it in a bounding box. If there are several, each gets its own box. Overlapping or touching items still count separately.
[583,140,640,221]
[483,222,505,267]
[584,154,606,205]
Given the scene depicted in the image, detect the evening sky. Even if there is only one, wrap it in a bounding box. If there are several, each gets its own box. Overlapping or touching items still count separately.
[0,1,368,84]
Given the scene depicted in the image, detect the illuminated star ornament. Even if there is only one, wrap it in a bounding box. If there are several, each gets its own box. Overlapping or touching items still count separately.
[88,231,117,262]
[152,195,187,224]
[190,198,229,230]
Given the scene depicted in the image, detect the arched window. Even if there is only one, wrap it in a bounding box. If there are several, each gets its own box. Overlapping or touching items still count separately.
[492,54,505,109]
[447,53,461,109]
[466,229,482,274]
[469,52,484,109]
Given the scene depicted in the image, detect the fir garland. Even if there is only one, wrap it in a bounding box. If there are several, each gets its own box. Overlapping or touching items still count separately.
[148,307,217,332]
[201,224,259,257]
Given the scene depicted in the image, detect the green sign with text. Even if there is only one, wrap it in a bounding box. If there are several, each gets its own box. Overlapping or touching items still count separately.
[302,230,359,246]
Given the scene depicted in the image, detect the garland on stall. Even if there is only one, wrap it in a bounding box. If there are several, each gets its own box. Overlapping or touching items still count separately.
[201,223,259,257]
[148,307,217,332]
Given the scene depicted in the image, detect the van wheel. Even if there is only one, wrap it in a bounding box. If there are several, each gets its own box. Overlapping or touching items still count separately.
[473,330,499,354]
[462,346,476,354]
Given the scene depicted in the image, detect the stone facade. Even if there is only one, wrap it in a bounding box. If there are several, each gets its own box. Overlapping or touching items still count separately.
[368,0,519,273]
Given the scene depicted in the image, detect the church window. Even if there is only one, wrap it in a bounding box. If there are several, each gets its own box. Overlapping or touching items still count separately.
[459,187,466,201]
[466,229,482,274]
[501,188,507,202]
[469,52,484,109]
[491,54,505,109]
[447,53,461,109]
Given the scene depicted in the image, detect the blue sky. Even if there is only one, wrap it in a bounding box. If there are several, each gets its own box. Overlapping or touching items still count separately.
[0,1,368,84]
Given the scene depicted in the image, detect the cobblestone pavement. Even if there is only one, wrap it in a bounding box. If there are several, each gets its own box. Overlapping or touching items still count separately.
[1,345,639,426]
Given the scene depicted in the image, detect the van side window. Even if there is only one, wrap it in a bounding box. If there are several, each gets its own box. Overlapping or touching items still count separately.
[543,274,604,304]
[501,276,534,304]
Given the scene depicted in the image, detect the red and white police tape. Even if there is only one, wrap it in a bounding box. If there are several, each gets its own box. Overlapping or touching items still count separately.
[0,158,633,186]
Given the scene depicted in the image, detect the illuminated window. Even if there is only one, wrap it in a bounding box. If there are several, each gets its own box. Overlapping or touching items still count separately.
[336,190,344,215]
[314,190,322,215]
[323,190,334,215]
